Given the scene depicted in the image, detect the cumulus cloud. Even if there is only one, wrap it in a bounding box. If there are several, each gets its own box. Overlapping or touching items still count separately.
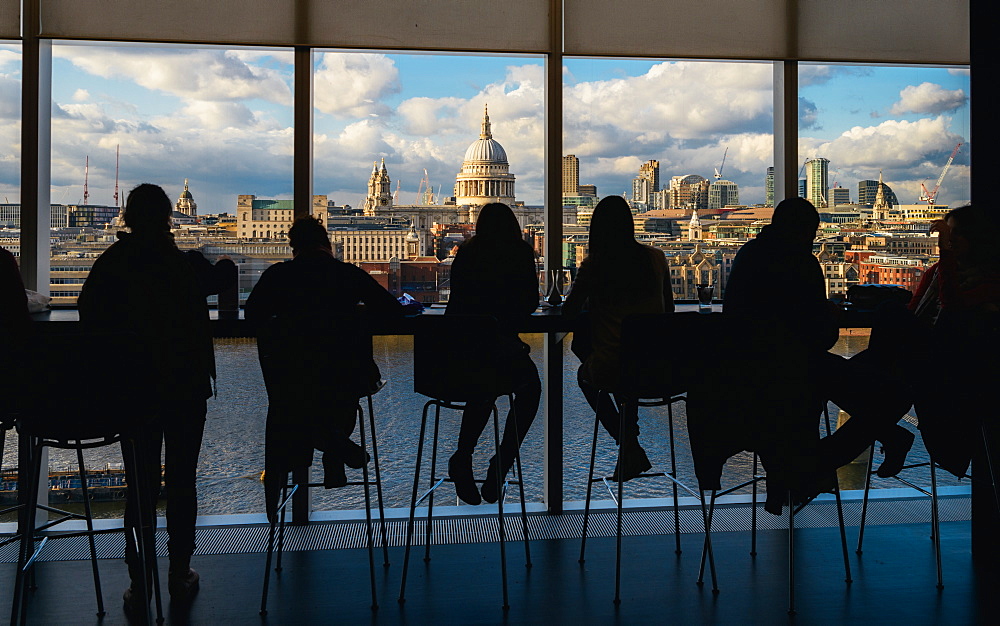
[55,47,292,105]
[314,53,400,118]
[72,89,90,102]
[890,82,967,115]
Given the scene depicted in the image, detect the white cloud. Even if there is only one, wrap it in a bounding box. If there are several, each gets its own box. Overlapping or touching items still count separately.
[55,47,292,105]
[314,53,400,118]
[72,89,90,102]
[890,82,967,115]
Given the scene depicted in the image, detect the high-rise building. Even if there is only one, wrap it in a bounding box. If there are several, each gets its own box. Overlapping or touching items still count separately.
[668,174,710,211]
[578,184,597,197]
[829,186,851,206]
[798,179,807,199]
[765,166,774,207]
[858,178,898,207]
[708,180,739,210]
[562,155,579,195]
[631,160,659,206]
[805,157,830,208]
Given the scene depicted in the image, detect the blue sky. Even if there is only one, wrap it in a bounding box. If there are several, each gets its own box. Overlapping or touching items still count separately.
[0,44,971,212]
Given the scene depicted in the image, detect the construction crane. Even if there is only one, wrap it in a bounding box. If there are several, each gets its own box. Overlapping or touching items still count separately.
[713,146,729,180]
[83,156,90,205]
[113,144,120,207]
[392,179,401,203]
[919,142,962,205]
[416,169,436,205]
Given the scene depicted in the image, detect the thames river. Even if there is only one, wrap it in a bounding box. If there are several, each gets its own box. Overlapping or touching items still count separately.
[2,333,959,518]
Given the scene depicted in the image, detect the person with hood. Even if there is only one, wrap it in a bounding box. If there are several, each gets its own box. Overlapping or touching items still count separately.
[79,183,221,611]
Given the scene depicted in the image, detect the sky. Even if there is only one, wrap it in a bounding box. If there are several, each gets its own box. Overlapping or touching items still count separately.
[0,43,971,213]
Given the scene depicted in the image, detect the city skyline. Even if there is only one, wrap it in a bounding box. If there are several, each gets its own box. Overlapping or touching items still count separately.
[0,45,971,213]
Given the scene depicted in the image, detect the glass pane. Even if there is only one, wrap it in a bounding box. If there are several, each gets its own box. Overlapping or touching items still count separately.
[0,42,20,278]
[561,58,774,500]
[799,63,971,491]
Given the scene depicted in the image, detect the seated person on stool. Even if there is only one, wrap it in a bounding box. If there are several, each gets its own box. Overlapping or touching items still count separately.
[445,203,542,505]
[563,195,675,481]
[79,184,226,611]
[723,197,914,513]
[246,216,402,506]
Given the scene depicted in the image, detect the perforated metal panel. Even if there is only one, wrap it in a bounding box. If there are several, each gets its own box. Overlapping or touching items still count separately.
[0,494,971,563]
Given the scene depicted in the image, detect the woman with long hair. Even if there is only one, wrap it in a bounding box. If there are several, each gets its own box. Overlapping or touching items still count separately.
[446,203,542,505]
[564,195,674,480]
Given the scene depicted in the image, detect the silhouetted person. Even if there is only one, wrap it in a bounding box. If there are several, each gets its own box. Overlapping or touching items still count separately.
[564,195,674,481]
[1,246,29,419]
[724,197,913,512]
[245,215,402,513]
[909,205,1000,476]
[79,184,220,611]
[445,203,541,505]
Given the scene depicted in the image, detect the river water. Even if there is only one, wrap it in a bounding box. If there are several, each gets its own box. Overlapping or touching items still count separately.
[2,333,960,519]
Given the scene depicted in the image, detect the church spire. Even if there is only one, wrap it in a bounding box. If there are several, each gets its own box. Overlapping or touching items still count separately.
[480,104,492,140]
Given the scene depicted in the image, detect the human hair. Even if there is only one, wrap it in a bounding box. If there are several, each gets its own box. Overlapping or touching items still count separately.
[468,203,523,248]
[585,195,653,285]
[288,215,332,253]
[944,204,991,267]
[771,197,820,236]
[123,184,172,233]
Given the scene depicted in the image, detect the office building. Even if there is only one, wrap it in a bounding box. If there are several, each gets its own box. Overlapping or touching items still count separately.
[668,174,710,211]
[765,166,774,207]
[858,177,899,207]
[829,186,851,206]
[708,179,739,210]
[805,157,830,208]
[562,155,579,195]
[237,195,329,240]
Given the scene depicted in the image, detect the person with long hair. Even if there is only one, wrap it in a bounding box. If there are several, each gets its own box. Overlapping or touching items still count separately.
[446,203,541,505]
[564,195,674,481]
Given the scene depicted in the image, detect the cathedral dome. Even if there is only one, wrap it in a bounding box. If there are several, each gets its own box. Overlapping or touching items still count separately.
[462,106,508,164]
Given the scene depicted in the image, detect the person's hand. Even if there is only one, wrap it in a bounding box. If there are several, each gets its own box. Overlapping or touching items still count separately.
[931,219,951,251]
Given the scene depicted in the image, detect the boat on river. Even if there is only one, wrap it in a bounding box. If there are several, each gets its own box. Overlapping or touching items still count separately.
[0,463,164,505]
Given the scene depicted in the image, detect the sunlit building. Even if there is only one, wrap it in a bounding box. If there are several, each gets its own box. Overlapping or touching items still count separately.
[175,179,198,217]
[708,179,739,210]
[237,195,329,240]
[562,154,579,195]
[805,157,830,208]
[668,174,710,211]
[454,105,516,208]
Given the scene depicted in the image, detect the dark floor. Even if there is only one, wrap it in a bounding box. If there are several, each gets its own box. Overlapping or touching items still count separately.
[3,519,997,625]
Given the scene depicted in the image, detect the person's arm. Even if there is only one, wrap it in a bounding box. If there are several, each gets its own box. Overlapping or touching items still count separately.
[656,252,675,313]
[563,259,592,318]
[77,253,123,322]
[515,246,541,316]
[244,263,282,326]
[0,247,28,327]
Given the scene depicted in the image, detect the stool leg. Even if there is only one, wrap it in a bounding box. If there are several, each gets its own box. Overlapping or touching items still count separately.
[696,489,718,593]
[857,446,875,554]
[358,404,378,610]
[751,452,759,557]
[614,396,625,606]
[76,444,106,617]
[833,480,852,584]
[259,490,281,615]
[11,438,42,626]
[399,401,431,604]
[507,393,532,568]
[122,436,153,625]
[668,401,681,555]
[930,458,944,589]
[578,411,601,564]
[276,482,289,572]
[424,403,441,563]
[367,395,390,568]
[788,491,796,616]
[492,403,510,612]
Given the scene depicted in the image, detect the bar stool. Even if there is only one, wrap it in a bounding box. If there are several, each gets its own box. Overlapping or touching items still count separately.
[855,429,948,589]
[256,314,390,613]
[9,323,163,626]
[577,312,762,603]
[398,315,532,612]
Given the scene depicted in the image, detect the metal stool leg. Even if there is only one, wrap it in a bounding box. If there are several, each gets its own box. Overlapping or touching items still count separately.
[507,394,532,568]
[398,401,431,604]
[367,395,390,568]
[275,482,289,573]
[930,458,944,589]
[668,401,681,555]
[11,438,42,626]
[751,452,759,557]
[613,395,626,606]
[492,403,510,612]
[788,491,796,616]
[578,411,601,564]
[856,446,875,554]
[133,433,164,625]
[358,404,378,610]
[823,406,852,585]
[75,444,106,617]
[696,489,719,593]
[424,403,441,563]
[259,499,280,614]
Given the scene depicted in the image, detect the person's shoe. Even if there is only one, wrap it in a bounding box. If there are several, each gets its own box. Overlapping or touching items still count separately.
[611,442,652,482]
[877,425,915,478]
[337,436,371,469]
[122,585,150,619]
[480,457,502,504]
[322,451,348,488]
[168,567,200,603]
[449,453,482,505]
